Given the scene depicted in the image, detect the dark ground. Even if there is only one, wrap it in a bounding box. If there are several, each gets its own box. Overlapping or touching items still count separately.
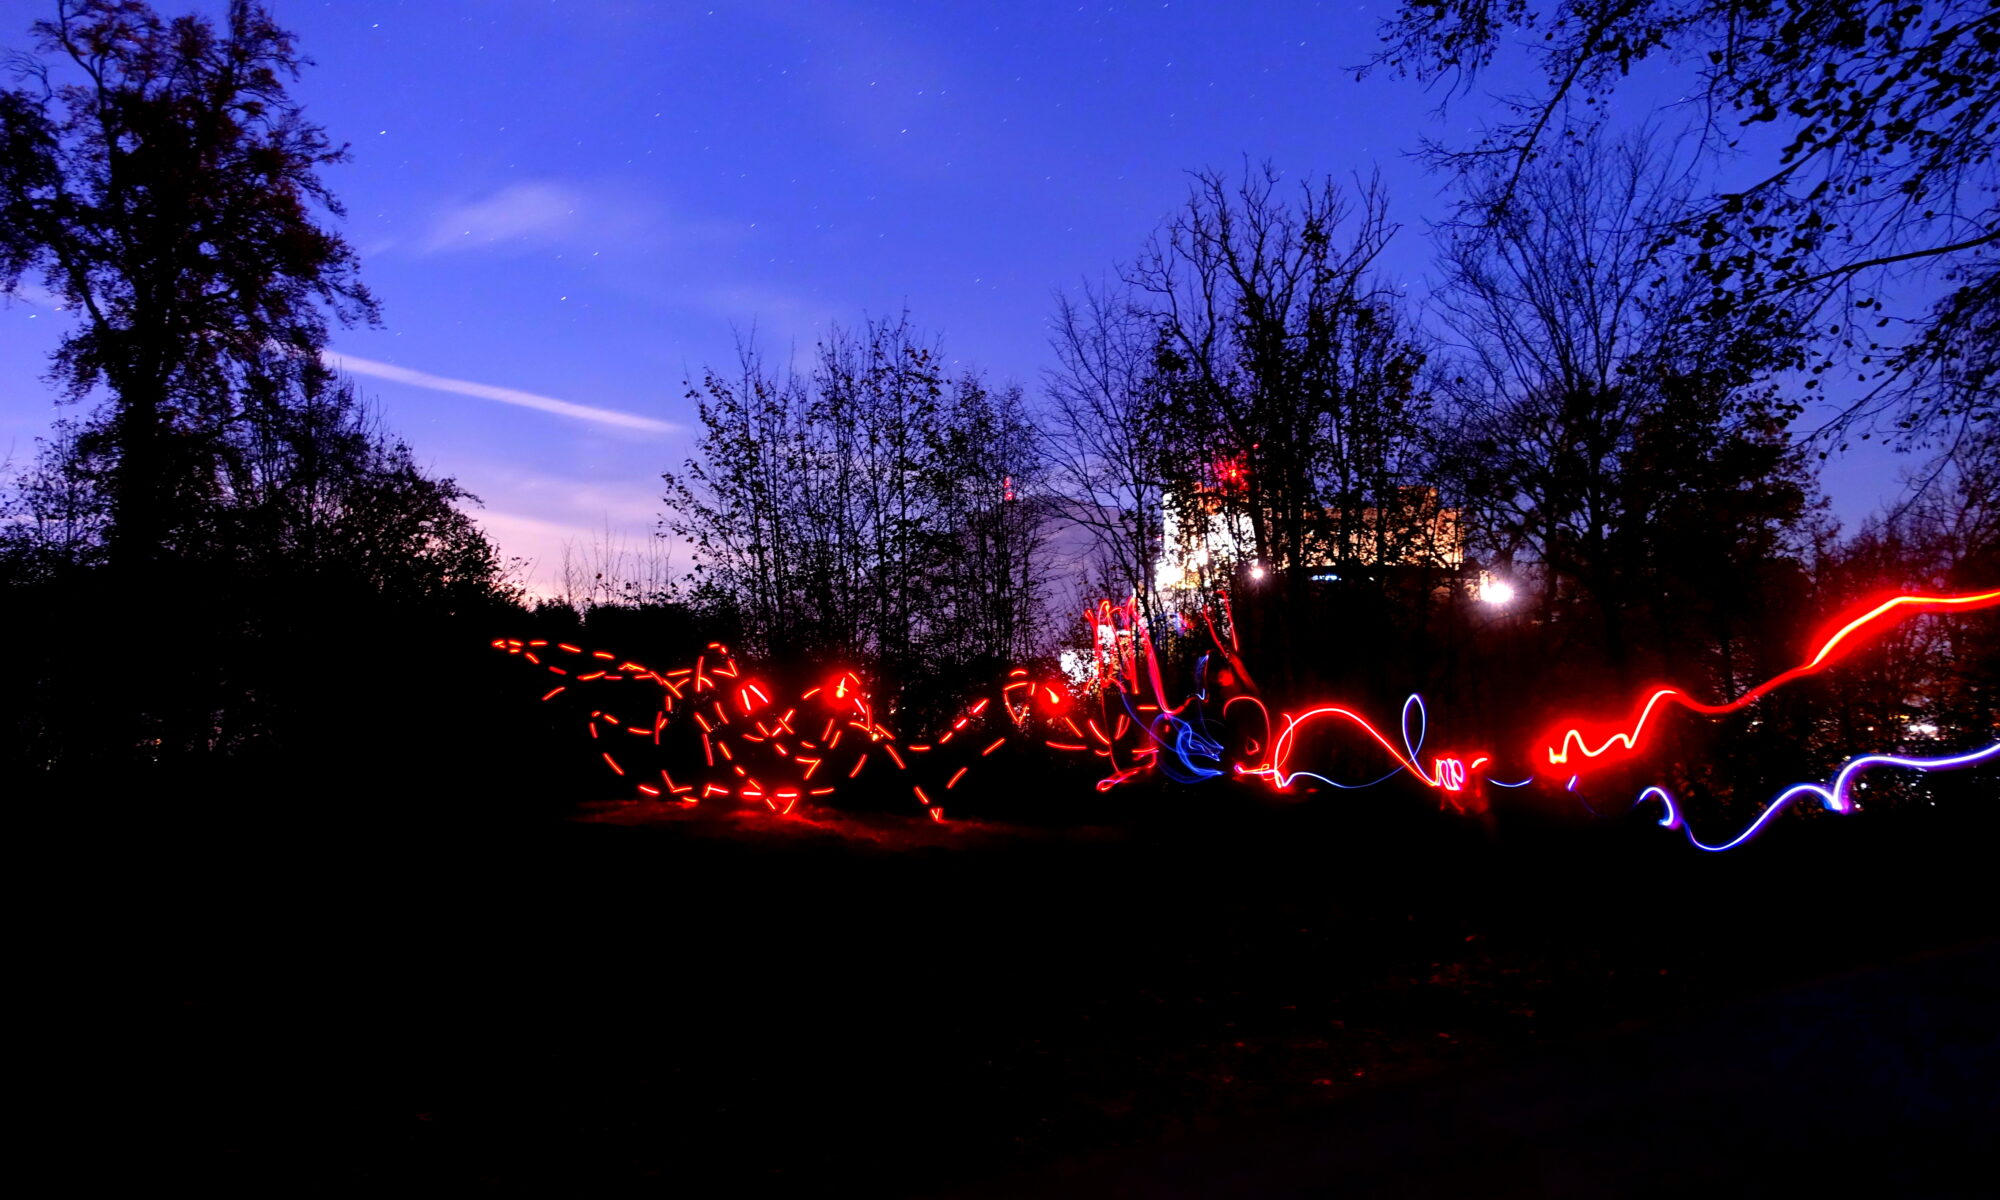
[110,781,1997,1195]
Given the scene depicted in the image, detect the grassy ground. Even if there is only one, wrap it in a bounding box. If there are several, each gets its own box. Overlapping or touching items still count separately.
[112,782,1997,1194]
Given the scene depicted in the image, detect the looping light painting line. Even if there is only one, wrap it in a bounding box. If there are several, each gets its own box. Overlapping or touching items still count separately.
[1259,693,1488,800]
[1632,742,2000,852]
[494,587,1998,848]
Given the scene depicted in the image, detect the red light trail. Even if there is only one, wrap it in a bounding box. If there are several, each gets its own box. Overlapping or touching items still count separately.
[1542,589,2000,772]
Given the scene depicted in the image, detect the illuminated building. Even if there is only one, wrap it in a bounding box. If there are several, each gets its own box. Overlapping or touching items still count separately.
[1154,482,1464,594]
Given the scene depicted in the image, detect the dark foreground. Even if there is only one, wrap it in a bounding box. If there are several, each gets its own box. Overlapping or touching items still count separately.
[115,786,1997,1195]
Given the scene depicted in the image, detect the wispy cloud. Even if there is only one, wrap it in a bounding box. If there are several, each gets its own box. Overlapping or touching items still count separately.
[323,350,678,434]
[420,181,585,254]
[416,179,745,260]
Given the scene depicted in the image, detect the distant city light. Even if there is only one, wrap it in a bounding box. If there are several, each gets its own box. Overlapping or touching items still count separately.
[1479,577,1515,606]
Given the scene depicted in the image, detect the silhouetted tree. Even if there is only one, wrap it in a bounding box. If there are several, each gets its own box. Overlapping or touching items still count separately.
[919,372,1050,696]
[1370,0,1999,445]
[1436,132,1818,685]
[224,378,508,611]
[1126,164,1442,684]
[0,419,105,582]
[663,316,1049,718]
[0,0,378,575]
[1042,280,1171,625]
[0,2,515,781]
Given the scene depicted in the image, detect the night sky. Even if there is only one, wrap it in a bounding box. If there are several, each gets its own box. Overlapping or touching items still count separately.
[0,0,1906,593]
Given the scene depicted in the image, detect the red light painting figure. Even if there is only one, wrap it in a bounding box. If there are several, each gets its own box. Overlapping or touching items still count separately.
[493,639,1074,822]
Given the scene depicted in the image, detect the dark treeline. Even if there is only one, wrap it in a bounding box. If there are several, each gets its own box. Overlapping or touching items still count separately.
[3,1,1992,821]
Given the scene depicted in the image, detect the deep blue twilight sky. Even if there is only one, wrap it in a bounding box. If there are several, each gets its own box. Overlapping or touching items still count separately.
[1,0,1911,593]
